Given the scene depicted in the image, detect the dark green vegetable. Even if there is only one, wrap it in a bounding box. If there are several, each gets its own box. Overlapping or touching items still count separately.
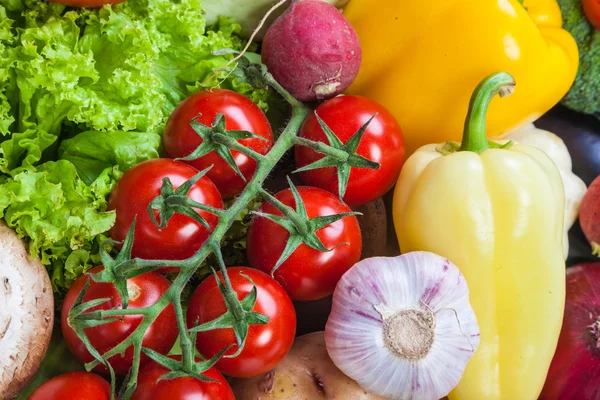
[557,0,600,117]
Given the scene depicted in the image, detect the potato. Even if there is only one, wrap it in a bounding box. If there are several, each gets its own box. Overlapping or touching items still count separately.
[230,331,385,399]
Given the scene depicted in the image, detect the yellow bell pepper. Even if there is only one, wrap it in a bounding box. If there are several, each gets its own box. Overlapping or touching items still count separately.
[392,73,565,400]
[343,0,579,155]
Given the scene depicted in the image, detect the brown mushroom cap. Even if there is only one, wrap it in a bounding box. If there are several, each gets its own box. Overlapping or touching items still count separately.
[0,223,54,399]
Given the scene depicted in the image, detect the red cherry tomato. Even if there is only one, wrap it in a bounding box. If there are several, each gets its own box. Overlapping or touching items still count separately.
[108,159,223,263]
[48,0,124,8]
[583,0,600,30]
[295,95,405,206]
[163,89,274,199]
[132,356,234,400]
[61,266,178,375]
[186,267,296,378]
[246,186,362,301]
[28,372,110,400]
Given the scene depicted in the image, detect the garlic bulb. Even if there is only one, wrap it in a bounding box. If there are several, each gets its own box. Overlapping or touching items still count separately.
[325,251,480,400]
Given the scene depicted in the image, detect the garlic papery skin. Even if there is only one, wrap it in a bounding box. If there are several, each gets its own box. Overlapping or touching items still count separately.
[324,251,480,400]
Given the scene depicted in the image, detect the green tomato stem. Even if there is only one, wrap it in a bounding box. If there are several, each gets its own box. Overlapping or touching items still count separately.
[173,291,194,372]
[294,136,349,162]
[212,133,265,161]
[460,72,515,154]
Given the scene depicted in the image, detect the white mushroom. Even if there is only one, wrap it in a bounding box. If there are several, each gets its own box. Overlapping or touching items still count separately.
[0,223,54,399]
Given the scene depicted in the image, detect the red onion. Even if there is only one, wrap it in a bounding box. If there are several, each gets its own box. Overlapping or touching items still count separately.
[540,262,600,399]
[325,251,480,400]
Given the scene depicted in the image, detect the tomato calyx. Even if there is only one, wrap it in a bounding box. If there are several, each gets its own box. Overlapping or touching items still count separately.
[178,113,268,181]
[90,220,139,309]
[67,279,119,395]
[255,177,360,274]
[293,111,380,199]
[188,268,269,358]
[148,168,224,230]
[225,53,271,91]
[142,331,230,383]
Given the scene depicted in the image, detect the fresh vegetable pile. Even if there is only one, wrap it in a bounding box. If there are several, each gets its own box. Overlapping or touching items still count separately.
[3,0,600,399]
[0,0,269,294]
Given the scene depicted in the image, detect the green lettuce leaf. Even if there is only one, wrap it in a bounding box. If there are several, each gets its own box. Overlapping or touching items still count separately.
[59,130,161,185]
[0,5,17,134]
[0,0,271,294]
[0,161,117,292]
[0,0,269,175]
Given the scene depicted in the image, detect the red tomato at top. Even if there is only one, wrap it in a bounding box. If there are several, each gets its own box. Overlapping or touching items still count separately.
[108,159,223,261]
[295,95,405,206]
[247,186,362,301]
[28,372,110,400]
[186,267,296,378]
[48,0,124,8]
[163,89,274,199]
[132,356,235,400]
[61,266,178,375]
[583,0,600,30]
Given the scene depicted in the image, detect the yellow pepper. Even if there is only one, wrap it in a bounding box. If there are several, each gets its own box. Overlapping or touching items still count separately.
[392,73,565,400]
[343,0,579,155]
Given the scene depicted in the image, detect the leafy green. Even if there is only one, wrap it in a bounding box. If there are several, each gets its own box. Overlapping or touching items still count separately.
[59,131,161,185]
[0,161,117,292]
[557,0,600,117]
[0,0,269,174]
[0,0,270,294]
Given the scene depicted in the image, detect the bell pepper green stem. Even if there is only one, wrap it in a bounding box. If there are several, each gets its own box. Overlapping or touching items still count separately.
[460,72,516,153]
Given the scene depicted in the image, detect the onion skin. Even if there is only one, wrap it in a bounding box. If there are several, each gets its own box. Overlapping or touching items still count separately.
[540,262,600,400]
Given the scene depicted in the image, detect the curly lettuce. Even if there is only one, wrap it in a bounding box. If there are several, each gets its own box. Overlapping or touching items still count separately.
[0,0,270,294]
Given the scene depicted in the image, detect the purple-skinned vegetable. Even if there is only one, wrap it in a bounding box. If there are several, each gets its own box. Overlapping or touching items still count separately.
[325,251,480,400]
[261,0,362,102]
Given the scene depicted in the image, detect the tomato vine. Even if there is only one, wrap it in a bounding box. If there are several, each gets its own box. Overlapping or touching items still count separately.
[67,56,378,399]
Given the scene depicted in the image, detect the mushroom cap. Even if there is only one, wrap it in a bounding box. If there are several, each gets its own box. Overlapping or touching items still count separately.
[0,223,54,399]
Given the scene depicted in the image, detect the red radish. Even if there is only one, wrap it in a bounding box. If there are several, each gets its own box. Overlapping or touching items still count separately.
[580,176,599,256]
[540,262,600,399]
[261,0,362,102]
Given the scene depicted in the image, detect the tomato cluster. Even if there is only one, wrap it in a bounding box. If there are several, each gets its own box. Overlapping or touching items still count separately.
[57,89,405,399]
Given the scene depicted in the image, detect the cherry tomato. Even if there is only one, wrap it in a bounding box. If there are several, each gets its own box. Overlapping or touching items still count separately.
[132,356,234,400]
[247,186,362,301]
[48,0,124,8]
[28,372,110,400]
[186,267,296,378]
[61,266,178,375]
[583,0,600,30]
[163,89,274,199]
[108,159,223,262]
[294,95,405,206]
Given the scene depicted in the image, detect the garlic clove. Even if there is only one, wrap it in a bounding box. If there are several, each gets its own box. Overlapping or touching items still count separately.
[325,251,480,400]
